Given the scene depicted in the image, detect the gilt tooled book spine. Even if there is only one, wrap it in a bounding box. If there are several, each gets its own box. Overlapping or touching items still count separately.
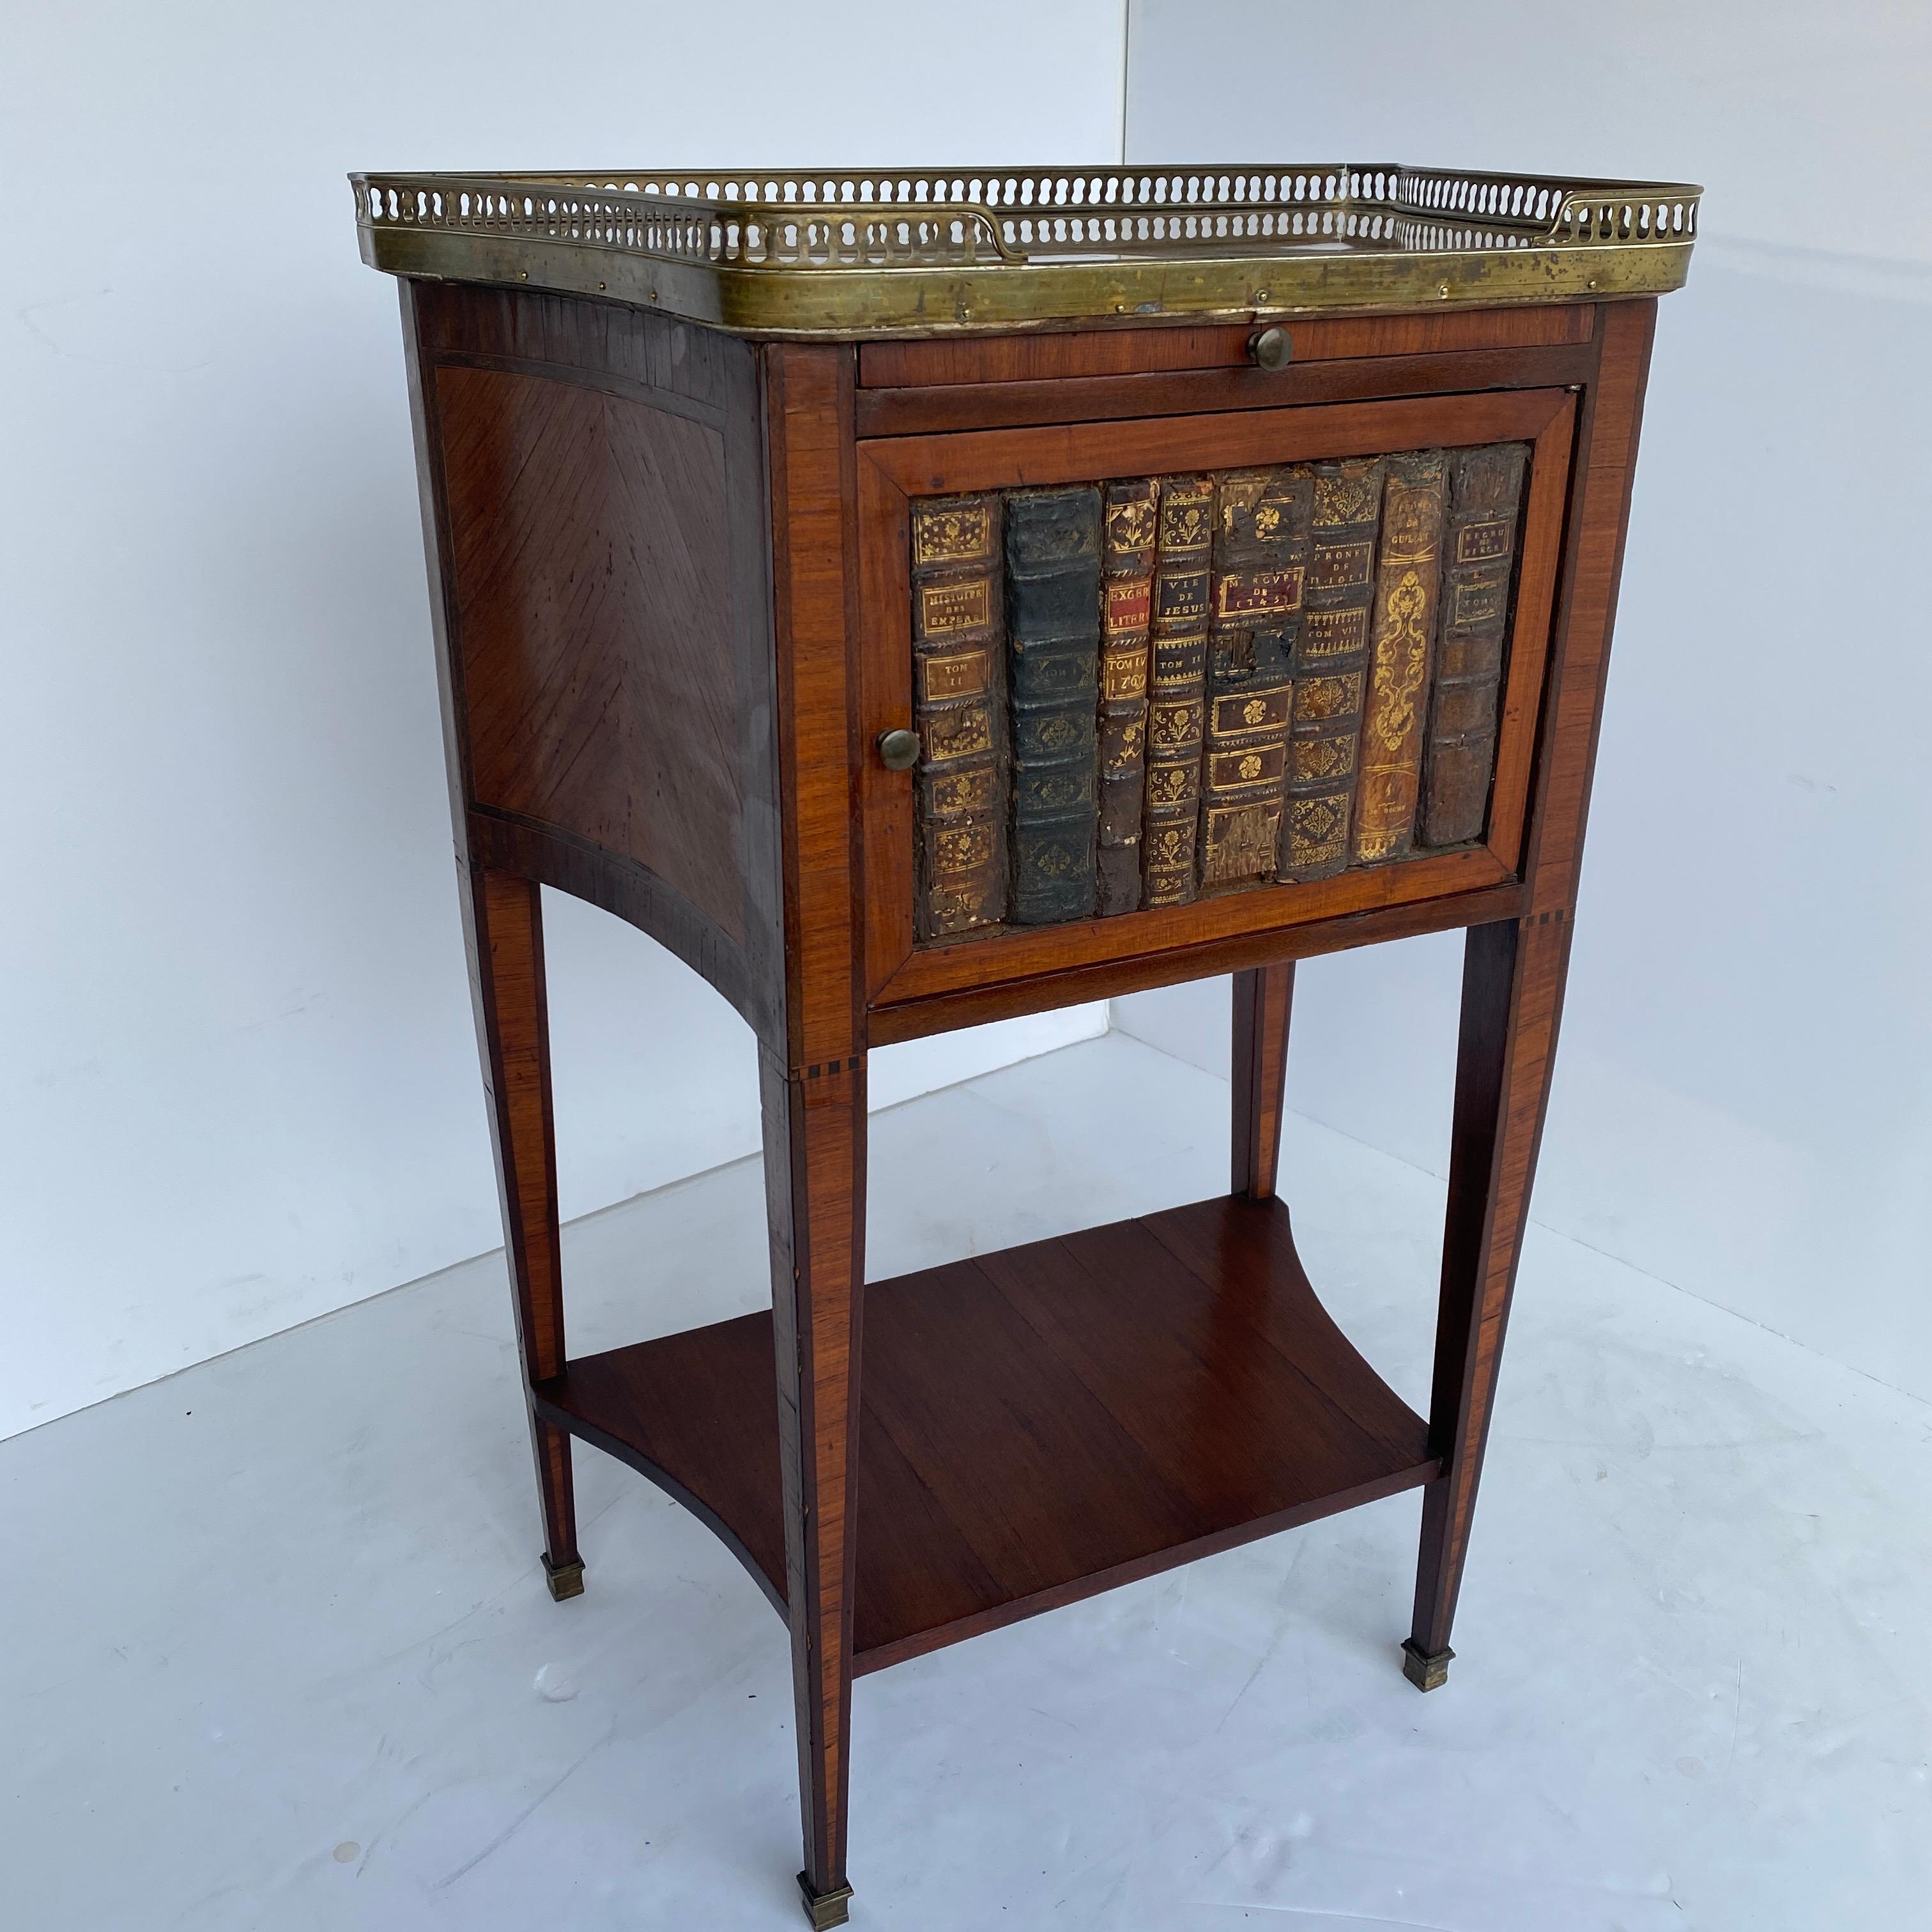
[1094,477,1158,916]
[909,493,1007,939]
[1420,442,1530,848]
[1005,486,1103,925]
[1353,451,1447,865]
[1280,457,1385,882]
[1198,466,1308,891]
[1140,475,1215,908]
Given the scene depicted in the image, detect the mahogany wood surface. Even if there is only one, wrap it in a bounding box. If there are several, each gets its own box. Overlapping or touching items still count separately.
[864,387,1567,498]
[440,364,746,941]
[854,344,1595,438]
[462,871,578,1574]
[759,342,873,1910]
[1411,913,1574,1659]
[535,1193,1434,1673]
[1480,397,1577,877]
[764,344,868,1073]
[856,303,1593,387]
[760,1048,866,1904]
[1232,964,1296,1200]
[1399,307,1658,1673]
[1523,300,1659,913]
[866,879,1526,1045]
[408,282,786,1045]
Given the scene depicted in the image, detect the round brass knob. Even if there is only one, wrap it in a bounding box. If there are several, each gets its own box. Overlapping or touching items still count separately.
[1248,325,1293,372]
[876,727,920,771]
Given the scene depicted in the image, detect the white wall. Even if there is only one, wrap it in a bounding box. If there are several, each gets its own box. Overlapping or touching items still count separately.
[0,1,1127,1439]
[1119,0,1932,1400]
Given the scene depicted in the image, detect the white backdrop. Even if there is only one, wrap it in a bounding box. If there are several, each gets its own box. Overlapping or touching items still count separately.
[1119,0,1932,1402]
[0,1,1127,1439]
[11,0,1925,1443]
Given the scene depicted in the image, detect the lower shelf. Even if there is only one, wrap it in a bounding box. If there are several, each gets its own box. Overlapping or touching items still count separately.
[533,1193,1436,1673]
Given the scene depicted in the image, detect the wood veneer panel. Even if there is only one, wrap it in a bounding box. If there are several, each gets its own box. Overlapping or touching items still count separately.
[535,1195,1434,1673]
[874,846,1510,1009]
[764,343,867,1070]
[537,1308,787,1607]
[464,870,578,1575]
[415,282,740,408]
[439,363,748,944]
[866,878,1526,1045]
[1412,910,1573,1660]
[1524,300,1659,911]
[410,281,785,1046]
[863,388,1567,499]
[760,1049,866,1900]
[1231,963,1294,1201]
[854,343,1595,437]
[1482,397,1577,875]
[857,305,1593,388]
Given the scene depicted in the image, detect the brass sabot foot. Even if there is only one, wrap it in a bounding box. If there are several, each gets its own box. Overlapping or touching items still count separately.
[542,1554,585,1602]
[1400,1638,1453,1691]
[797,1872,854,1928]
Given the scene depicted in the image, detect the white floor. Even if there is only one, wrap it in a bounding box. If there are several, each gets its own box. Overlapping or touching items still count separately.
[5,1034,1927,1930]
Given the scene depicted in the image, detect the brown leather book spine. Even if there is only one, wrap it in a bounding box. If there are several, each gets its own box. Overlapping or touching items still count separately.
[1140,474,1214,908]
[1420,442,1530,848]
[909,493,1007,939]
[1353,450,1447,865]
[1095,478,1158,916]
[1280,457,1384,882]
[1198,466,1308,891]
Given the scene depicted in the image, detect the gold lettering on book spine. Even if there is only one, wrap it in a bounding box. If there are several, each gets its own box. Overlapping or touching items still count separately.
[1355,460,1445,863]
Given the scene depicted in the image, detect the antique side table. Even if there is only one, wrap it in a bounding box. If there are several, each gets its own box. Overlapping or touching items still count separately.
[354,165,1697,1927]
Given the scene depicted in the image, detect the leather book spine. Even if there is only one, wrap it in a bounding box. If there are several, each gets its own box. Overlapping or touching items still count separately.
[908,493,1007,939]
[1004,485,1103,925]
[1280,457,1385,882]
[1420,442,1530,847]
[1353,450,1448,865]
[1095,477,1158,916]
[1199,466,1309,891]
[1140,474,1215,908]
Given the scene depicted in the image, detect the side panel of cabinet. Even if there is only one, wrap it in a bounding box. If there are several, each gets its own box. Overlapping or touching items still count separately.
[406,283,786,1042]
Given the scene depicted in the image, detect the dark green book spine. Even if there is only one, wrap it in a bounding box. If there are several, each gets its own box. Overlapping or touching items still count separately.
[1004,486,1103,925]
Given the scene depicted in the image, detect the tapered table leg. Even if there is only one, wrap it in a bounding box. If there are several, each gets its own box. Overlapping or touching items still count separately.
[762,1046,866,1928]
[1407,911,1573,1687]
[462,868,581,1597]
[1231,963,1296,1200]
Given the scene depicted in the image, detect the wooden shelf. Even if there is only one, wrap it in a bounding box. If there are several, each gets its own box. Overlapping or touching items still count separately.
[534,1195,1436,1673]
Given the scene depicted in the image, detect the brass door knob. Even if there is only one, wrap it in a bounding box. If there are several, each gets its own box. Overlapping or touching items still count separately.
[876,727,920,771]
[1248,325,1293,371]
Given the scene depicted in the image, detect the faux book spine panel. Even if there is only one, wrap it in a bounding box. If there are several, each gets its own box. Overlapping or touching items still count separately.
[1096,479,1158,916]
[909,493,1006,940]
[1006,486,1103,925]
[1420,443,1529,848]
[1142,476,1215,908]
[1281,457,1384,882]
[1200,467,1307,891]
[904,438,1533,944]
[1354,453,1448,865]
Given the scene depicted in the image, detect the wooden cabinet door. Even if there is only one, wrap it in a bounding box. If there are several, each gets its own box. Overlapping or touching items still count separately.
[855,388,1576,1025]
